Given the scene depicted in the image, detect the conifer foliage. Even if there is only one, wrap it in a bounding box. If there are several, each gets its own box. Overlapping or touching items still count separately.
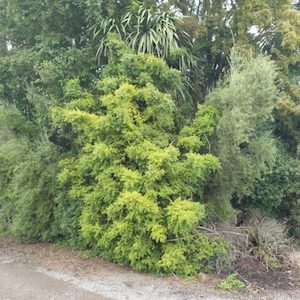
[53,35,225,275]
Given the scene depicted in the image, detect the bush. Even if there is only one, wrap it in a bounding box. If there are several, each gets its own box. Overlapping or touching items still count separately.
[51,189,83,247]
[53,35,226,275]
[216,211,292,270]
[242,147,300,238]
[0,107,69,242]
[244,213,291,268]
[206,53,278,218]
[8,140,60,241]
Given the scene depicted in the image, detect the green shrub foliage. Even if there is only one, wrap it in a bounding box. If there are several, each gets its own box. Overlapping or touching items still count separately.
[242,147,300,238]
[53,35,225,275]
[206,53,279,218]
[0,107,60,241]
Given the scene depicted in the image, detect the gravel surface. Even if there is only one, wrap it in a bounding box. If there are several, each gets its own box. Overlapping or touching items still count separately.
[0,259,108,300]
[0,237,299,300]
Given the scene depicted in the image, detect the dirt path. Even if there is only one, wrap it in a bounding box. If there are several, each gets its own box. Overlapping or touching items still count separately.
[0,237,299,300]
[0,260,108,300]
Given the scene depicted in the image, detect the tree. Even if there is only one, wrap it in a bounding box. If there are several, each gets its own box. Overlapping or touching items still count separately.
[0,0,95,127]
[206,52,279,218]
[53,35,225,275]
[171,0,300,104]
[0,0,95,242]
[91,2,196,72]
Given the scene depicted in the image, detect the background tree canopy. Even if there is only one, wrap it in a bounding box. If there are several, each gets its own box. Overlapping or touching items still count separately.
[0,0,299,275]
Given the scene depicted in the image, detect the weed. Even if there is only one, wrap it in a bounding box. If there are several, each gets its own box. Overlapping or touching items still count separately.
[218,272,245,290]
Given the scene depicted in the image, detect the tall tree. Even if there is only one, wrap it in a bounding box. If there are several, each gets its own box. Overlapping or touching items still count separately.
[206,53,279,218]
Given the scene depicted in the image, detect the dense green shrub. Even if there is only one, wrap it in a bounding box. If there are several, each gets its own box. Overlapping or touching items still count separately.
[51,188,84,247]
[53,35,226,275]
[0,108,61,241]
[206,53,279,218]
[8,141,60,241]
[242,147,300,238]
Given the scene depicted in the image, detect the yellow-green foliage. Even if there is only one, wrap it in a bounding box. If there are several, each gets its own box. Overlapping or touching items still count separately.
[218,273,245,290]
[53,35,225,275]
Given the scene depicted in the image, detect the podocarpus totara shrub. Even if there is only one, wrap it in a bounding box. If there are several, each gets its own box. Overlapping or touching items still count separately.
[53,34,226,275]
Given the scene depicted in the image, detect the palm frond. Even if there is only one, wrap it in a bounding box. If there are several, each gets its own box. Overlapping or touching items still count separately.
[91,4,195,71]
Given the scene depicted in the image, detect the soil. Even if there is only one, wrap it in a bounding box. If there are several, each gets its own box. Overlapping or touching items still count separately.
[0,236,300,300]
[235,257,299,290]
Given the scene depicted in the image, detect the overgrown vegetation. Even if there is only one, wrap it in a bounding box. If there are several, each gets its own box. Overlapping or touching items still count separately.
[216,212,292,271]
[0,0,299,276]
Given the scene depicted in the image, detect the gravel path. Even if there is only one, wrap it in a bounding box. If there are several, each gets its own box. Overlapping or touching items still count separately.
[0,260,108,300]
[0,252,228,300]
[0,237,299,300]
